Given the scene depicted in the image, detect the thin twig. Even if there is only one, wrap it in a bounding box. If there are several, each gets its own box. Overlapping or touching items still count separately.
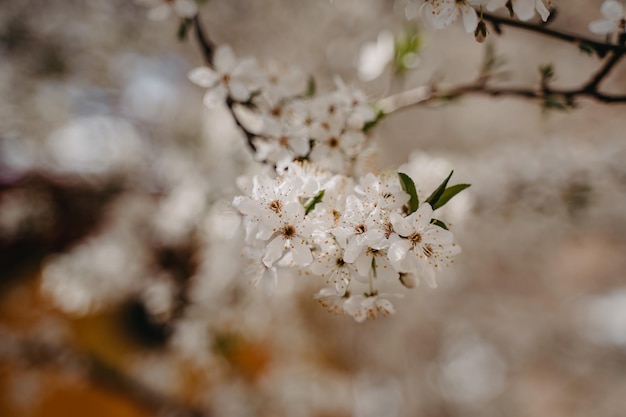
[191,14,258,154]
[582,50,624,91]
[192,15,215,65]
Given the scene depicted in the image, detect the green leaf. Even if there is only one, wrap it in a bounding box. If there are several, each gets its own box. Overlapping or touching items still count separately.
[398,172,419,214]
[431,184,471,210]
[305,75,316,97]
[177,19,192,41]
[242,89,262,107]
[542,95,572,112]
[304,189,325,215]
[430,219,448,230]
[394,30,423,73]
[362,108,385,132]
[578,42,596,56]
[539,64,555,83]
[425,171,453,208]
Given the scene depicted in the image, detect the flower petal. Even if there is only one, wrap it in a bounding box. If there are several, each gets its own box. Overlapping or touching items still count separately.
[390,212,412,237]
[188,67,219,88]
[228,80,250,102]
[214,45,236,72]
[461,6,478,33]
[291,239,313,266]
[263,236,285,267]
[601,0,624,19]
[388,240,411,263]
[203,85,228,108]
[589,19,618,35]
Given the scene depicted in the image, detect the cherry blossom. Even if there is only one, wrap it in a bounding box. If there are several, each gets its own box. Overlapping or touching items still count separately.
[188,45,258,108]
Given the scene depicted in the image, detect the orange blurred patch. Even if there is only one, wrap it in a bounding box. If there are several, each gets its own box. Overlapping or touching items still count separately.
[0,365,151,417]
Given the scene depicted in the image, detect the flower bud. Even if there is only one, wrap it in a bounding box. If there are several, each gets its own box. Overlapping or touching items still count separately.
[399,272,418,288]
[474,20,488,43]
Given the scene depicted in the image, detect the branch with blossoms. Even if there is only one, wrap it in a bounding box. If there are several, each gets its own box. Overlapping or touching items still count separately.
[131,0,625,321]
[168,8,470,321]
[382,0,626,112]
[378,48,626,114]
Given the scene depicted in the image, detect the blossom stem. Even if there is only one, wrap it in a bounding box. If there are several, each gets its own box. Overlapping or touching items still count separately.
[368,263,376,295]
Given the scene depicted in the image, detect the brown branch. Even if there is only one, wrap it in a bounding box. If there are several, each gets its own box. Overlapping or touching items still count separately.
[378,80,626,114]
[380,40,626,114]
[582,50,625,91]
[482,11,625,57]
[192,15,215,64]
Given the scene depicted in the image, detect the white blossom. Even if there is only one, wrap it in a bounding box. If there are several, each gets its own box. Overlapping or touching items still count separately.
[310,244,358,295]
[343,293,401,322]
[388,203,461,287]
[358,31,396,81]
[188,45,258,108]
[589,0,626,35]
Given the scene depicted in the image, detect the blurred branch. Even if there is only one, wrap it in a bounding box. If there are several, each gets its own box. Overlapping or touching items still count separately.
[192,15,215,64]
[0,330,209,417]
[378,50,626,114]
[482,11,626,57]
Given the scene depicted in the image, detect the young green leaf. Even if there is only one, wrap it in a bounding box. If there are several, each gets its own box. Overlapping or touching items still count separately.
[304,189,325,215]
[305,75,316,97]
[430,219,448,230]
[362,108,385,133]
[398,172,419,214]
[177,19,192,41]
[431,184,471,210]
[425,171,453,208]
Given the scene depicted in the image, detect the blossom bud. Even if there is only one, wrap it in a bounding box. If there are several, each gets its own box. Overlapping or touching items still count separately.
[399,272,418,288]
[474,20,488,43]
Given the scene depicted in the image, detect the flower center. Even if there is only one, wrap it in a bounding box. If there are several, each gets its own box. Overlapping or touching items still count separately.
[278,135,289,147]
[281,224,296,238]
[354,224,367,235]
[268,199,283,213]
[335,257,345,267]
[221,73,231,85]
[327,137,339,148]
[409,232,422,245]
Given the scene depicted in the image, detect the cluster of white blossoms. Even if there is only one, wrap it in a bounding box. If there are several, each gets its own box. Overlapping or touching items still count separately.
[233,165,464,322]
[189,44,379,175]
[406,0,555,34]
[182,42,468,321]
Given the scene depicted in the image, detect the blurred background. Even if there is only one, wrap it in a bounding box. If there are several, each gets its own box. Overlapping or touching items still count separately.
[1,0,626,416]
